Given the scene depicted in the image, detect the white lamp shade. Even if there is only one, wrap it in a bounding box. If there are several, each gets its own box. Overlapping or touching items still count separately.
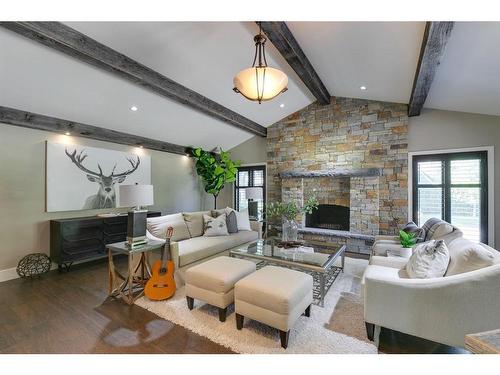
[233,66,288,102]
[245,187,262,200]
[119,184,154,207]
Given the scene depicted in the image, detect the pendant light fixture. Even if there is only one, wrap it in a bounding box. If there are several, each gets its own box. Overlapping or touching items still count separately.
[233,22,288,104]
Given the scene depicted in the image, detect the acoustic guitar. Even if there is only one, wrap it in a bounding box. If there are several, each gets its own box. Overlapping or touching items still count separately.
[145,226,176,300]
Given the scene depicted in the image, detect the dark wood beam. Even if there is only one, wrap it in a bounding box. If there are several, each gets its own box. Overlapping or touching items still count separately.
[0,22,267,137]
[408,22,454,117]
[0,106,192,156]
[259,22,331,105]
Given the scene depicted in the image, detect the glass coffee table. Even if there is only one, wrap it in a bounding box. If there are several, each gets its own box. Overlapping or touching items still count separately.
[230,237,346,307]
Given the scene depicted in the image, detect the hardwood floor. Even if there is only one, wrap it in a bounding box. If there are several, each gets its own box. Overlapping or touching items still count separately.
[0,257,466,354]
[0,257,232,354]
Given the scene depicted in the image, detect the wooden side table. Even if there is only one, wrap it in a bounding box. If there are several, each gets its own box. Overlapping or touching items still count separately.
[107,240,165,305]
[465,329,500,354]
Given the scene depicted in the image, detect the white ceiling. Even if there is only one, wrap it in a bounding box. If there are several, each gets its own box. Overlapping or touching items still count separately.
[287,22,425,103]
[1,22,313,151]
[425,22,500,116]
[1,21,499,152]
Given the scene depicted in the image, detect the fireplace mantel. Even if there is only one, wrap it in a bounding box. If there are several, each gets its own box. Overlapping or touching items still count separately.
[279,168,381,179]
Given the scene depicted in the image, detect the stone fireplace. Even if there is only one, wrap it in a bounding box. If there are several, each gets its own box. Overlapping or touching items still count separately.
[280,168,381,237]
[267,97,409,255]
[305,204,350,231]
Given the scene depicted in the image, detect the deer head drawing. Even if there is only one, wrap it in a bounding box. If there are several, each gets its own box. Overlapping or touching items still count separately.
[65,148,140,209]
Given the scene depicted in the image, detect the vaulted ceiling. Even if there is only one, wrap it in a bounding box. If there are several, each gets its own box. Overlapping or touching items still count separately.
[0,22,498,152]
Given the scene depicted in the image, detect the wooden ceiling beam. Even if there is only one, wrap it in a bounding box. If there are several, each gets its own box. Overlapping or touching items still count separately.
[259,21,331,105]
[0,106,192,156]
[0,22,267,137]
[408,22,454,117]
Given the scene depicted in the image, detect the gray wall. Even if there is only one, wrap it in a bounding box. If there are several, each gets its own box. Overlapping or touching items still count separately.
[0,123,207,272]
[217,135,267,209]
[409,108,500,246]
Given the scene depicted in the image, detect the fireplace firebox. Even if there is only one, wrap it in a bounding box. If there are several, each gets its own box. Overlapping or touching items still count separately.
[305,204,350,231]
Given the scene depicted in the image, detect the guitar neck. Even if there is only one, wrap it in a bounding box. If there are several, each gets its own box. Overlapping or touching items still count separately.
[164,238,171,262]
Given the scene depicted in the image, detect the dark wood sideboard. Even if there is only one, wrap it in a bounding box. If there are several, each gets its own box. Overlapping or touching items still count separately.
[50,211,161,271]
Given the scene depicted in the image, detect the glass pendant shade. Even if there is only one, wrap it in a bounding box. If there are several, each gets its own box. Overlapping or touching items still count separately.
[233,24,288,104]
[233,66,288,103]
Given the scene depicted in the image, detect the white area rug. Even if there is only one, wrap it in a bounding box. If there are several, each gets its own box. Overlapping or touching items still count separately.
[135,257,377,354]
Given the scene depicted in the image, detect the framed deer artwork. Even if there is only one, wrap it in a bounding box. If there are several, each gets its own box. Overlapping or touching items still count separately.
[46,141,151,212]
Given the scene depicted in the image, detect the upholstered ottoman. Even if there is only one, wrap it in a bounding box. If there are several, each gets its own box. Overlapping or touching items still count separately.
[185,256,256,322]
[234,266,313,349]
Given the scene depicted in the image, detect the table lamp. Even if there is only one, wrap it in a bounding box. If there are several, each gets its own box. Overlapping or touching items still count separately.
[245,187,262,220]
[119,184,154,248]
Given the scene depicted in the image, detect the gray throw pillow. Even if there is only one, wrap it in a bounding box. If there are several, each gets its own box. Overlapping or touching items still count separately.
[226,211,238,234]
[402,221,425,242]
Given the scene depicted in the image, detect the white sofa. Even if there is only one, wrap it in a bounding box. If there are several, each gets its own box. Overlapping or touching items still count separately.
[363,237,500,348]
[146,210,262,285]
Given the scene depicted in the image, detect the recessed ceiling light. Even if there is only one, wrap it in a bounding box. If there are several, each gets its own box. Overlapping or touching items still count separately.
[360,86,367,91]
[280,103,285,108]
[130,106,138,112]
[64,132,71,136]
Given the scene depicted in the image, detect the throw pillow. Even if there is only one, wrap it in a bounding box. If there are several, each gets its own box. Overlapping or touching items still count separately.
[226,211,238,234]
[203,214,229,237]
[234,209,252,231]
[401,221,425,242]
[147,213,191,242]
[406,240,450,279]
[421,218,454,241]
[478,243,500,264]
[211,207,238,234]
[445,238,498,276]
[211,207,232,218]
[182,211,211,237]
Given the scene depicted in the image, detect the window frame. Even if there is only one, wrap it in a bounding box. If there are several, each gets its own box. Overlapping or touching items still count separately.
[411,149,490,244]
[234,164,266,217]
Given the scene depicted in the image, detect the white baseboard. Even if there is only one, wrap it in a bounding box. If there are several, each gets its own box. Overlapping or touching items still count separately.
[0,263,58,283]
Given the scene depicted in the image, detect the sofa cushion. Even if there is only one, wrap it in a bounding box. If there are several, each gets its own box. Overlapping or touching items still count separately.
[445,238,499,276]
[406,240,450,279]
[147,213,190,242]
[369,255,410,269]
[178,230,258,267]
[203,214,229,237]
[182,210,211,237]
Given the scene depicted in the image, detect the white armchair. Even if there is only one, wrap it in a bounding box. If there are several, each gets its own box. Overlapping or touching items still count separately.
[363,263,500,348]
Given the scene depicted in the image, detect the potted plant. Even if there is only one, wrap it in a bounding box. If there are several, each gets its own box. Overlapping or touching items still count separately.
[192,147,240,209]
[399,230,418,248]
[395,230,418,258]
[265,196,319,242]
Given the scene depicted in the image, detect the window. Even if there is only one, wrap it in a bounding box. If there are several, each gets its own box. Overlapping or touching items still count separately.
[412,151,488,243]
[235,165,266,219]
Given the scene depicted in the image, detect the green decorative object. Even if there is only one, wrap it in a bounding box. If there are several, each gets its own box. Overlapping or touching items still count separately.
[265,196,319,241]
[399,230,418,248]
[192,147,240,209]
